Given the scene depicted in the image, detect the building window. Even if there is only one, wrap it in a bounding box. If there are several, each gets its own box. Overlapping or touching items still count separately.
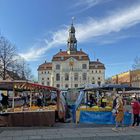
[82,64,87,69]
[92,71,93,73]
[42,82,44,85]
[99,70,101,73]
[42,71,43,74]
[92,81,95,84]
[65,73,69,81]
[61,56,64,60]
[98,77,100,80]
[92,77,94,80]
[95,65,98,68]
[56,84,60,88]
[56,64,60,70]
[42,78,44,80]
[56,73,60,81]
[75,84,78,88]
[74,73,78,81]
[47,82,50,86]
[48,71,49,74]
[98,81,101,86]
[82,73,87,80]
[47,78,49,80]
[96,70,97,73]
[65,84,68,88]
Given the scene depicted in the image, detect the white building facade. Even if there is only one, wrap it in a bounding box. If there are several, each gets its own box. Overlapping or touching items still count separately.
[38,23,105,89]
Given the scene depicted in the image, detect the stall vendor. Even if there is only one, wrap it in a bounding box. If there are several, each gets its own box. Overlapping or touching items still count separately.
[1,92,9,110]
[101,96,107,108]
[89,94,97,107]
[37,93,43,107]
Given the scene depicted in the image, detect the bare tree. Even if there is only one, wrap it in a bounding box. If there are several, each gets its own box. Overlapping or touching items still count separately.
[0,36,16,80]
[132,56,140,70]
[14,57,33,81]
[0,35,33,80]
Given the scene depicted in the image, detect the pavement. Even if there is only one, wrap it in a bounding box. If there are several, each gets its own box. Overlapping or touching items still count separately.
[0,123,140,140]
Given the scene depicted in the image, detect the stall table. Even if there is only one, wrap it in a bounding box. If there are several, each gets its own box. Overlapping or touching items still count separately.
[76,110,132,125]
[0,110,55,127]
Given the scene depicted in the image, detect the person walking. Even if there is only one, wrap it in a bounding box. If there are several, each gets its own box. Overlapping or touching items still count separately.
[131,97,140,127]
[112,95,124,131]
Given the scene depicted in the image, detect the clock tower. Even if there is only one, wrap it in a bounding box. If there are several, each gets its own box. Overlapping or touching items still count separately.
[67,21,77,54]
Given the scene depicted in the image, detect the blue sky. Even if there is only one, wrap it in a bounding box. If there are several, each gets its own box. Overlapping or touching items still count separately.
[0,0,140,79]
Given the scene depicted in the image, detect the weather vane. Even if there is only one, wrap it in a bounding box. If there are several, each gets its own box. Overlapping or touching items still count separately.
[71,17,75,25]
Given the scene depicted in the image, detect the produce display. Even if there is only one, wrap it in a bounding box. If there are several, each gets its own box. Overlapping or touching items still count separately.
[7,105,57,113]
[78,105,112,112]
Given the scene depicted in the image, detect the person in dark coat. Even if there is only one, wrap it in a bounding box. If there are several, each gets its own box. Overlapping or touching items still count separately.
[37,93,43,107]
[1,93,9,109]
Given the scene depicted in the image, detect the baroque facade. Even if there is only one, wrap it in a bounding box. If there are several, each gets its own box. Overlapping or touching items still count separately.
[38,23,105,89]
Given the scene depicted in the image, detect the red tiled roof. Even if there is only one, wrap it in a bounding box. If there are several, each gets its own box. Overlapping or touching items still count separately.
[52,51,89,61]
[38,62,52,71]
[89,61,105,69]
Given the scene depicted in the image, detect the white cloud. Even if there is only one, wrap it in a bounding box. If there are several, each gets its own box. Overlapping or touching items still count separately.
[73,0,111,13]
[74,0,104,8]
[20,4,140,61]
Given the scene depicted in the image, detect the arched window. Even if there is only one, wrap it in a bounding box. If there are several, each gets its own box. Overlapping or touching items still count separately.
[56,64,60,70]
[65,73,69,81]
[56,73,60,81]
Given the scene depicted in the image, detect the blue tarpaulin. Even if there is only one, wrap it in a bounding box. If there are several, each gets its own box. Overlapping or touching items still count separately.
[79,111,132,125]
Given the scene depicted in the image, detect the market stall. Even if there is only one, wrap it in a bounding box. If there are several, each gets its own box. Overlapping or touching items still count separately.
[0,80,64,126]
[74,84,140,125]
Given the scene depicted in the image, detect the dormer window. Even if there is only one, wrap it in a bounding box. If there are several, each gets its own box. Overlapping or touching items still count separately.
[61,56,64,60]
[95,65,98,68]
[79,56,82,60]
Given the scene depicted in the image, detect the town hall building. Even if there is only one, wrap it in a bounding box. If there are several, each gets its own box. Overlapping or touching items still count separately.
[38,22,105,89]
